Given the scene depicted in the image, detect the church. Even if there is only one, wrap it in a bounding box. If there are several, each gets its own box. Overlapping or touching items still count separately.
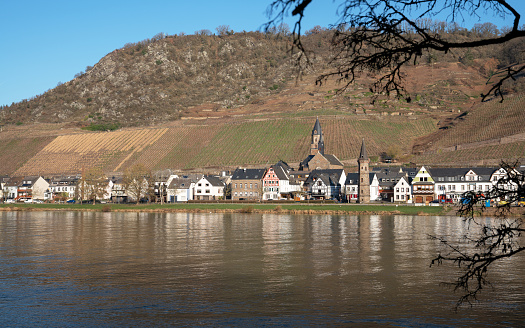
[299,118,344,171]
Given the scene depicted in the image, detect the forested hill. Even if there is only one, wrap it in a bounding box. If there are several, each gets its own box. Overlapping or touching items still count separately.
[1,23,523,128]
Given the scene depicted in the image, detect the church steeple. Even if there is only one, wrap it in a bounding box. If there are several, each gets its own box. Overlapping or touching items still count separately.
[358,138,370,203]
[310,117,325,155]
[359,138,368,160]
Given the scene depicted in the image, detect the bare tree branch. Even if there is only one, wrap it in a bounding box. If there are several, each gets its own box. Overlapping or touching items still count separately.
[266,0,525,101]
[429,161,525,308]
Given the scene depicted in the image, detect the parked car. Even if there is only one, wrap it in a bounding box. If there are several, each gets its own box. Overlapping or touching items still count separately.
[5,199,15,203]
[33,199,43,204]
[66,199,76,203]
[24,199,33,203]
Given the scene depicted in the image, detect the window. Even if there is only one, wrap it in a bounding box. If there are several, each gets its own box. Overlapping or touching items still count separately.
[234,192,237,196]
[255,183,258,188]
[205,190,210,193]
[198,183,202,187]
[401,188,404,192]
[250,183,252,189]
[234,183,237,189]
[197,189,201,194]
[245,183,247,189]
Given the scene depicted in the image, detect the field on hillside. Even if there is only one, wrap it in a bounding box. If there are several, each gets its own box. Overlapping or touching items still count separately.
[412,141,525,165]
[10,116,437,176]
[422,95,525,149]
[410,95,525,165]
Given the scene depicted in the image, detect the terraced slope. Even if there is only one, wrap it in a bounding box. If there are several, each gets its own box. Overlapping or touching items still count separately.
[411,95,525,165]
[10,115,437,176]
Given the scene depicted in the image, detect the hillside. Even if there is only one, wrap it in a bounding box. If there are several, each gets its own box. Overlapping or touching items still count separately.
[0,31,524,175]
[6,114,435,176]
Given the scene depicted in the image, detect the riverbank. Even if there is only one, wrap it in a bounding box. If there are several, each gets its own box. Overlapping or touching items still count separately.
[1,203,522,216]
[0,203,454,216]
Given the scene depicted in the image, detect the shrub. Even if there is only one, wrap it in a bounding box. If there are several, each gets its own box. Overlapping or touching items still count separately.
[240,205,254,213]
[81,123,120,132]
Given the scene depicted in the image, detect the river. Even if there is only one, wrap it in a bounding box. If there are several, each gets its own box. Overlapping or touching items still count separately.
[0,211,523,327]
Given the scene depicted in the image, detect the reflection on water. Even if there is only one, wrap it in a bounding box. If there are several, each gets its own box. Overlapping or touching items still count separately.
[0,211,523,326]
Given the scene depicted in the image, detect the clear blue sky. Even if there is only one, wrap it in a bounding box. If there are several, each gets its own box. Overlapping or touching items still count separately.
[1,0,523,107]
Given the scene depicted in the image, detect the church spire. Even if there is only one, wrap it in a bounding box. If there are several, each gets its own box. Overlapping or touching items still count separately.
[310,117,325,155]
[359,138,368,160]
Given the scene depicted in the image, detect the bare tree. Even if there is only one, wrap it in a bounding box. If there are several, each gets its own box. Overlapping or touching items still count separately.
[216,25,233,36]
[123,164,150,204]
[266,0,525,101]
[430,161,524,308]
[83,167,107,204]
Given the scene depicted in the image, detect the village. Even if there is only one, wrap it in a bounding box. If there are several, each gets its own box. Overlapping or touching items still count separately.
[1,118,523,206]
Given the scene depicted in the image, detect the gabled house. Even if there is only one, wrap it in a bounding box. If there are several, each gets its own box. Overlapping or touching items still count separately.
[262,164,300,200]
[109,176,128,203]
[12,176,49,201]
[412,166,435,204]
[0,175,9,201]
[47,176,79,201]
[429,167,496,203]
[393,176,412,203]
[167,178,195,202]
[304,169,346,200]
[3,177,23,201]
[194,175,225,200]
[231,168,266,201]
[152,170,176,203]
[373,167,416,202]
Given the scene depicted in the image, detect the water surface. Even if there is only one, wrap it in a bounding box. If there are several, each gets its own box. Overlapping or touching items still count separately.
[0,212,523,326]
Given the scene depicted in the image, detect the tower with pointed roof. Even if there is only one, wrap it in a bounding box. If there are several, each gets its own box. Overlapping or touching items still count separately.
[358,138,370,203]
[300,118,343,171]
[310,117,325,155]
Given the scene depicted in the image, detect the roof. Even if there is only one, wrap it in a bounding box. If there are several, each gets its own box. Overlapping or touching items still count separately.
[312,117,323,136]
[344,172,376,185]
[305,169,344,186]
[203,175,225,187]
[359,139,368,160]
[167,178,193,190]
[426,167,497,182]
[270,165,289,181]
[231,168,266,180]
[324,154,343,166]
[274,160,292,172]
[300,153,343,169]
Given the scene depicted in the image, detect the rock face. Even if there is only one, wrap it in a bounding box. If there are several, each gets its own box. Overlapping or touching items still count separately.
[2,32,311,126]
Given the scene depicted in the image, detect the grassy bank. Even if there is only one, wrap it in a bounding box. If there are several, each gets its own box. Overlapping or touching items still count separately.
[0,203,450,215]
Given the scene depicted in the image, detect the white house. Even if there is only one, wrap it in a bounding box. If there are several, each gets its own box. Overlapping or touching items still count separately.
[305,169,346,200]
[194,175,225,200]
[47,176,78,201]
[393,176,412,203]
[167,178,195,202]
